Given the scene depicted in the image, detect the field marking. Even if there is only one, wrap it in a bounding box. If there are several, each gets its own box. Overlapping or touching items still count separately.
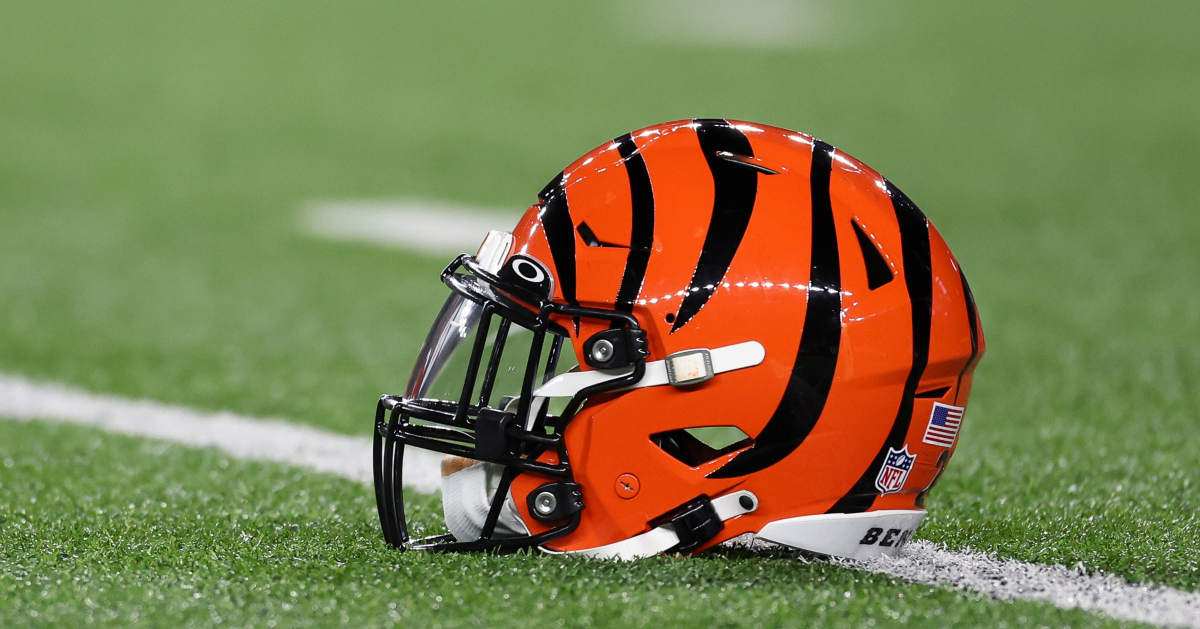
[2,373,1198,626]
[0,374,442,493]
[303,200,518,255]
[617,0,842,49]
[851,541,1200,629]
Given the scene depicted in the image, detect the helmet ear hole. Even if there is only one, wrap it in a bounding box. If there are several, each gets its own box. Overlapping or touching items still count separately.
[651,427,753,467]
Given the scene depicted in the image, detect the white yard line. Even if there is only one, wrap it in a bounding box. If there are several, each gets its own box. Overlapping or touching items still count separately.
[2,373,1198,626]
[617,0,841,49]
[0,374,442,493]
[851,541,1200,628]
[303,200,518,254]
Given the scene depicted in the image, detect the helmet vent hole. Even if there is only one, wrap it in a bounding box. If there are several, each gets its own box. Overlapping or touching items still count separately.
[714,151,780,175]
[665,313,675,324]
[915,386,951,398]
[651,426,753,467]
[852,220,894,290]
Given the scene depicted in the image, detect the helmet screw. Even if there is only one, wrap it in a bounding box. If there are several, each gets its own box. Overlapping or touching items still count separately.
[533,491,558,516]
[614,473,640,499]
[591,339,615,364]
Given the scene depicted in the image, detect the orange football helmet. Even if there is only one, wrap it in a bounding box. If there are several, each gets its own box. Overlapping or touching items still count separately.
[373,119,984,560]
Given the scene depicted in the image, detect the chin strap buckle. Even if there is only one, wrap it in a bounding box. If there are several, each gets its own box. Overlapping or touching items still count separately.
[654,497,725,554]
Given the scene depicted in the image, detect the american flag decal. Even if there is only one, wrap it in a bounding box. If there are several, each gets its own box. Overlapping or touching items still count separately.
[922,402,965,448]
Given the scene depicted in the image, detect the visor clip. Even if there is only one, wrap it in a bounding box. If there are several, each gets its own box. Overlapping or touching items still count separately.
[652,496,724,554]
[474,408,515,463]
[583,328,650,370]
[527,482,584,522]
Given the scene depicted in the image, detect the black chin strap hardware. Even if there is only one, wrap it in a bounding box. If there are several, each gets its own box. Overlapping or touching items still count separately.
[583,328,650,370]
[474,407,515,462]
[527,482,584,522]
[651,496,725,554]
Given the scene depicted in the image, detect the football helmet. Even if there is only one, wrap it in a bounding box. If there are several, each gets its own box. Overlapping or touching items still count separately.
[373,119,984,560]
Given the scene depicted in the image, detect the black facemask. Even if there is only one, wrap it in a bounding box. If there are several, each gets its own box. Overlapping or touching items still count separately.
[372,240,648,553]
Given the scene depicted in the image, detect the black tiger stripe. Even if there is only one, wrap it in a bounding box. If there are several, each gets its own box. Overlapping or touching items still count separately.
[953,267,980,404]
[613,134,655,313]
[709,140,841,478]
[826,181,933,514]
[670,119,758,333]
[538,172,578,307]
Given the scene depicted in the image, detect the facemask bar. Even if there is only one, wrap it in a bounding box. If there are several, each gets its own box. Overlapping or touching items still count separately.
[373,254,647,553]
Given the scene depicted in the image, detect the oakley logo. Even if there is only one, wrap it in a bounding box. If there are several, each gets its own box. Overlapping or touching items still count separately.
[858,527,914,548]
[498,254,553,299]
[511,258,546,283]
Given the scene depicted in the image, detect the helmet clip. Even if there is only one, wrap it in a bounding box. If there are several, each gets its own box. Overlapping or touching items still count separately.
[527,482,584,522]
[582,328,649,370]
[474,407,515,462]
[651,496,725,554]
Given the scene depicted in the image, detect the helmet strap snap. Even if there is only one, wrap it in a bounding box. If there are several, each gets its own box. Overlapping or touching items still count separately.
[582,328,649,370]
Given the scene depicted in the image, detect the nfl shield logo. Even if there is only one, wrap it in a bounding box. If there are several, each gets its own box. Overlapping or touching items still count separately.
[875,446,917,495]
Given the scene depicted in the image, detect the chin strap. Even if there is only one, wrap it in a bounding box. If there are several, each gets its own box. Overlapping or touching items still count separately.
[544,490,758,561]
[533,341,765,399]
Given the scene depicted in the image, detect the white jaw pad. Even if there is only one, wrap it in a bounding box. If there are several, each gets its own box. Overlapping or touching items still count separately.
[441,462,529,543]
[755,509,927,560]
[533,341,765,399]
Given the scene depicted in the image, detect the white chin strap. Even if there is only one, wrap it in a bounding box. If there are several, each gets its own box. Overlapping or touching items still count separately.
[441,462,529,542]
[533,341,765,399]
[546,490,758,561]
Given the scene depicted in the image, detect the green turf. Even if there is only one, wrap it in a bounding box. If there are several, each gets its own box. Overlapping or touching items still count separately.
[0,420,1137,628]
[1,0,1199,623]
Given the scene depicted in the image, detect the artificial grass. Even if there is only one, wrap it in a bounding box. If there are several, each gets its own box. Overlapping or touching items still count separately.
[0,420,1135,629]
[0,0,1197,617]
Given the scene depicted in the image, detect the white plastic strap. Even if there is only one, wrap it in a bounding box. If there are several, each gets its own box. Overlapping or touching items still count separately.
[523,396,546,431]
[552,490,758,561]
[533,341,765,399]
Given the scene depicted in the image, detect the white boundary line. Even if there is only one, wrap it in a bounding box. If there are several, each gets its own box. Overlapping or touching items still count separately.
[850,542,1200,628]
[302,200,517,255]
[0,374,442,493]
[617,0,841,49]
[1,373,1197,626]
